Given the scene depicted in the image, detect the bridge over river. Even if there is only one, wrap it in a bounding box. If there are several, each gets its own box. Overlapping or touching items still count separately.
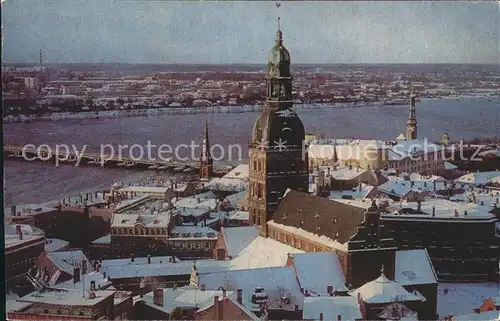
[4,145,232,174]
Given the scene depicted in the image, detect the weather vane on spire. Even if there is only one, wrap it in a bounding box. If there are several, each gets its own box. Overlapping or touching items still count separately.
[276,2,281,28]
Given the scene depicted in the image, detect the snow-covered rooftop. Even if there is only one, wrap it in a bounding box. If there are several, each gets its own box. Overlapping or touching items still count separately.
[119,186,169,194]
[224,191,248,209]
[329,184,374,200]
[289,252,348,295]
[223,164,249,180]
[308,138,443,162]
[222,226,303,269]
[205,177,248,192]
[228,210,249,221]
[452,310,500,321]
[455,171,500,186]
[395,249,437,286]
[351,272,424,304]
[45,250,92,276]
[268,221,348,252]
[44,238,70,252]
[303,296,362,321]
[438,282,500,317]
[111,212,171,228]
[18,289,115,306]
[385,199,497,220]
[170,225,218,240]
[5,203,57,217]
[112,195,150,213]
[5,224,45,249]
[198,266,304,311]
[54,271,112,291]
[174,197,217,211]
[100,255,181,268]
[100,259,229,279]
[92,234,111,244]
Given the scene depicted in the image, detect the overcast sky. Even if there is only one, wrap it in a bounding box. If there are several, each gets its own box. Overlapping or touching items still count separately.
[2,1,499,64]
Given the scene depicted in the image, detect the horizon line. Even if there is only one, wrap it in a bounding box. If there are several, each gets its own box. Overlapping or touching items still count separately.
[3,62,498,66]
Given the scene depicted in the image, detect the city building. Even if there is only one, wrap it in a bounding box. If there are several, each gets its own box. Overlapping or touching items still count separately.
[248,22,309,237]
[5,224,46,295]
[24,77,39,91]
[6,288,133,320]
[335,197,500,282]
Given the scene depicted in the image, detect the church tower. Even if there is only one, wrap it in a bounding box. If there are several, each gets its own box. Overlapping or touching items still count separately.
[248,19,309,237]
[406,92,417,140]
[199,120,214,180]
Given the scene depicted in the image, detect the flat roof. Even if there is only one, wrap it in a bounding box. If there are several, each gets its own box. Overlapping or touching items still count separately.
[18,289,115,306]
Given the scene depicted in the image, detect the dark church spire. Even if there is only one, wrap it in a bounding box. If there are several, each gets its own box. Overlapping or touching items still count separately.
[199,120,213,179]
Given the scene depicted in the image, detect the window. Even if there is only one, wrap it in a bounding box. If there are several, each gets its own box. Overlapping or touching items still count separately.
[44,309,49,314]
[195,243,200,249]
[206,242,210,249]
[79,311,85,316]
[57,310,62,315]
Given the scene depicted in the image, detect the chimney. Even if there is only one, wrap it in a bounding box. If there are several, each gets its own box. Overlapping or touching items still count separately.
[454,209,458,217]
[147,255,151,264]
[131,254,135,263]
[237,288,243,304]
[73,267,81,283]
[201,284,206,291]
[102,271,106,279]
[11,205,16,216]
[432,206,435,217]
[222,288,227,298]
[433,180,436,191]
[295,304,299,312]
[320,313,324,321]
[327,285,333,295]
[337,315,342,321]
[153,288,164,307]
[90,280,96,291]
[417,200,421,212]
[15,225,22,240]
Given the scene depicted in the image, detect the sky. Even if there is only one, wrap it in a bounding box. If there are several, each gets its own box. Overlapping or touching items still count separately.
[2,1,499,64]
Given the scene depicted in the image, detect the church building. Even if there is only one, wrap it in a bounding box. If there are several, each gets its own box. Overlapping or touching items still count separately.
[248,21,309,237]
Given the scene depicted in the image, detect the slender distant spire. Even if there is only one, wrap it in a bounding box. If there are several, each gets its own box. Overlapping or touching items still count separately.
[381,264,385,274]
[39,49,43,70]
[202,120,211,160]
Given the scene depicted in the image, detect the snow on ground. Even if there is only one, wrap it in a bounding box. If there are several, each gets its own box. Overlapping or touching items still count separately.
[437,282,500,317]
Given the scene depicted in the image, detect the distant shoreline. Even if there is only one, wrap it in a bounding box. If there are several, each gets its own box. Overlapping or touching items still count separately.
[3,95,495,124]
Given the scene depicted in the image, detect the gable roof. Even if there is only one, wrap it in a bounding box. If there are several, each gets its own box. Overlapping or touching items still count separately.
[395,249,438,286]
[197,266,304,311]
[303,296,362,321]
[273,189,367,244]
[289,252,348,295]
[224,191,248,209]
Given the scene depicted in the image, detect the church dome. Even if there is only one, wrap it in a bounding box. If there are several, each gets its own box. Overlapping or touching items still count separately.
[251,108,305,148]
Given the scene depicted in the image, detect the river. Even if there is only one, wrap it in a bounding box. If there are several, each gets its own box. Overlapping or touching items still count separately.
[4,97,499,206]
